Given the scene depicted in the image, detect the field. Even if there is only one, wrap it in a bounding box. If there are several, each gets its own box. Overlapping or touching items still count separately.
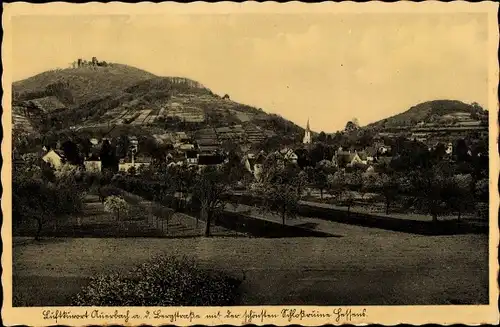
[13,232,488,306]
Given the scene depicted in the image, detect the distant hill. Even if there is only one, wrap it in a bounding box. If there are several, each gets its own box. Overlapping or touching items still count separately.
[367,100,487,129]
[13,63,157,108]
[11,61,305,142]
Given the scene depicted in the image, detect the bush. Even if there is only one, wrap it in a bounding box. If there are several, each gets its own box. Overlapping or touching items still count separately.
[104,196,129,220]
[72,255,241,306]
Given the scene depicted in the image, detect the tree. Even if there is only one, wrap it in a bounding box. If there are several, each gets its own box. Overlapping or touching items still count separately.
[295,148,310,169]
[258,135,282,153]
[257,163,306,225]
[13,169,84,240]
[344,120,359,133]
[141,137,160,157]
[327,170,347,204]
[318,131,327,143]
[447,174,474,220]
[431,143,447,162]
[309,143,336,168]
[475,178,489,203]
[104,196,129,221]
[408,163,453,222]
[223,151,248,186]
[62,140,83,165]
[375,173,400,215]
[311,162,331,199]
[13,177,52,240]
[354,129,374,149]
[116,135,130,159]
[361,172,378,200]
[100,139,118,172]
[191,167,229,237]
[453,139,469,162]
[170,165,197,211]
[342,171,362,215]
[127,166,137,176]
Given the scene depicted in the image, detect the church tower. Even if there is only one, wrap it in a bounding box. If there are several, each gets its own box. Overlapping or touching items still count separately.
[303,118,312,144]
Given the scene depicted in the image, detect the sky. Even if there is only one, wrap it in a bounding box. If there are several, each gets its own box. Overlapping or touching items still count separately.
[10,13,490,132]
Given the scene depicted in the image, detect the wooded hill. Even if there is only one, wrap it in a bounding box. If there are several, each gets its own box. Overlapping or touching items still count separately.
[12,60,305,140]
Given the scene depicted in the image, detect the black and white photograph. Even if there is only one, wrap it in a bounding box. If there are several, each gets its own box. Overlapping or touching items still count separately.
[2,2,499,326]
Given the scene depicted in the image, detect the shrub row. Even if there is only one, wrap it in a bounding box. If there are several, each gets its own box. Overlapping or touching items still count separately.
[72,255,241,306]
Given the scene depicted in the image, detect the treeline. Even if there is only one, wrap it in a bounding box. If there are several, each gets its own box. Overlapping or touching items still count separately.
[303,159,488,221]
[12,164,95,239]
[124,77,210,97]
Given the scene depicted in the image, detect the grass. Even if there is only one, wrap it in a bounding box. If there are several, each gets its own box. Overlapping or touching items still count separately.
[13,231,488,306]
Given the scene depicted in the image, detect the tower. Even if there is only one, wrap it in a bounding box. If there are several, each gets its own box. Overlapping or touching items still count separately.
[303,118,312,144]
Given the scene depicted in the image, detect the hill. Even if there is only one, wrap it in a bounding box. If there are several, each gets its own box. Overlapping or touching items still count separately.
[11,61,305,144]
[367,100,487,130]
[13,63,157,108]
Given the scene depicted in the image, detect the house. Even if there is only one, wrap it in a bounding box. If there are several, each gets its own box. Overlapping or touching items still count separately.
[278,148,298,164]
[175,132,189,142]
[445,143,453,156]
[198,145,220,154]
[333,150,368,168]
[363,147,378,163]
[84,160,102,172]
[355,152,370,165]
[378,145,391,155]
[349,152,367,166]
[197,154,225,169]
[175,142,195,151]
[185,150,199,165]
[118,157,151,173]
[168,161,184,168]
[42,149,66,170]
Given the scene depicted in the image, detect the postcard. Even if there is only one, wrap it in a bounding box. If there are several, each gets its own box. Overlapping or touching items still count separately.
[2,1,499,326]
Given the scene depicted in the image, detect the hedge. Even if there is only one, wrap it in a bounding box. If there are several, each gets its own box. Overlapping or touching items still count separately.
[72,255,241,306]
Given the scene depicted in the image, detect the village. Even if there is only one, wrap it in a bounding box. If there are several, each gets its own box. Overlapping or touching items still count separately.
[19,109,488,181]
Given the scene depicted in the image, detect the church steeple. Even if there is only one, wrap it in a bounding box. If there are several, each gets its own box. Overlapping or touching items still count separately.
[303,118,312,144]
